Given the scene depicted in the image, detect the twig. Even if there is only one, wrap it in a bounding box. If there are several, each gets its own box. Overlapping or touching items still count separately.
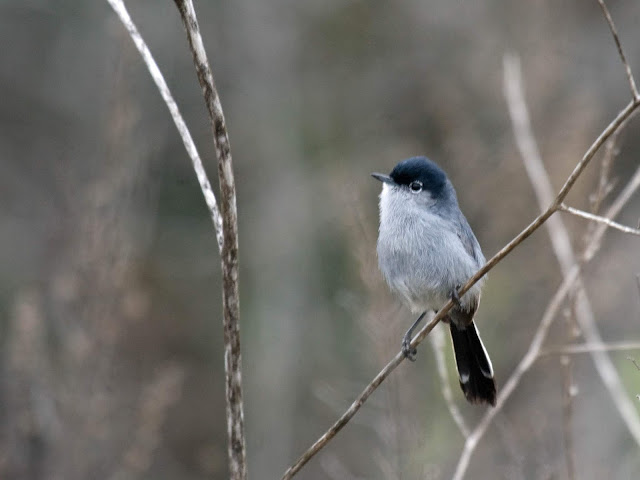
[504,51,640,446]
[446,97,639,325]
[559,203,640,236]
[281,315,441,480]
[596,0,640,100]
[106,0,223,252]
[629,357,640,371]
[453,166,640,480]
[283,69,640,480]
[453,266,580,480]
[107,0,245,477]
[172,1,246,479]
[582,161,640,262]
[540,341,640,356]
[430,326,470,438]
[451,54,640,480]
[503,52,574,264]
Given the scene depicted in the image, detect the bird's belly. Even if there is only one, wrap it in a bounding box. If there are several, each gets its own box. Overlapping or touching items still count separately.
[378,244,450,313]
[387,275,448,313]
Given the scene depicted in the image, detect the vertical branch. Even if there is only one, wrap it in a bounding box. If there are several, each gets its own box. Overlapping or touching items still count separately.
[107,0,245,477]
[596,0,640,100]
[172,1,245,478]
[106,0,223,252]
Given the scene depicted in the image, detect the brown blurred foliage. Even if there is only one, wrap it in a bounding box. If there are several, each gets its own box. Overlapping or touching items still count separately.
[1,1,639,479]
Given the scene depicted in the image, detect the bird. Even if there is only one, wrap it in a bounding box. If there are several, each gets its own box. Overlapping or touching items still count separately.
[372,156,496,406]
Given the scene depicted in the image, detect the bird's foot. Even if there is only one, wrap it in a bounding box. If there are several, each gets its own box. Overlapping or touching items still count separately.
[401,333,417,362]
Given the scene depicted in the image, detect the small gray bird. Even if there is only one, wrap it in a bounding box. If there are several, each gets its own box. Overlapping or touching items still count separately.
[372,156,496,406]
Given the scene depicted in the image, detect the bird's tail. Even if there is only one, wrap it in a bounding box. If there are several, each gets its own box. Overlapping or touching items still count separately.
[449,321,496,406]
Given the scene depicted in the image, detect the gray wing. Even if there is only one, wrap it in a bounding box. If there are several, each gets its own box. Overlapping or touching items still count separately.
[450,213,484,325]
[455,211,485,267]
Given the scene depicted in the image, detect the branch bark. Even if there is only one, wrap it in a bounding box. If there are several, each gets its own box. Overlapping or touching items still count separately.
[108,0,246,477]
[172,1,246,479]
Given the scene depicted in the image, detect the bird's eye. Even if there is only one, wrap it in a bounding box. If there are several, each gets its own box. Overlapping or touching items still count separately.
[409,181,423,193]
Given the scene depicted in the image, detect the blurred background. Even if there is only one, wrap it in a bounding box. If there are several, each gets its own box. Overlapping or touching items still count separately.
[1,0,640,478]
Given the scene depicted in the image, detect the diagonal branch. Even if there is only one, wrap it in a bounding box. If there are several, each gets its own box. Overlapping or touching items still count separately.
[106,0,223,252]
[452,164,640,480]
[451,50,640,480]
[596,0,640,100]
[172,1,246,479]
[540,341,640,357]
[283,64,640,480]
[504,51,640,446]
[503,51,640,479]
[282,315,441,480]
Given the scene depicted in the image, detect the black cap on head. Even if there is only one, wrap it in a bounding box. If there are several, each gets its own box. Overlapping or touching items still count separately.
[389,156,448,197]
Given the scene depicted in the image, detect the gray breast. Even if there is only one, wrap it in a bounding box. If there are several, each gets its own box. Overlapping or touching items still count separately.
[377,189,483,313]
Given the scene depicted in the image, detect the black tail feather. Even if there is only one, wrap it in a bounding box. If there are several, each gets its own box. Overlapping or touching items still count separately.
[449,321,496,406]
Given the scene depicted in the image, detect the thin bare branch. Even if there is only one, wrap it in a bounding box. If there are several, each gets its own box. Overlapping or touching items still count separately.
[106,0,223,252]
[559,204,640,236]
[171,1,246,479]
[629,357,640,371]
[453,265,580,480]
[541,341,640,356]
[450,97,639,316]
[283,68,640,480]
[582,161,640,262]
[451,53,640,480]
[503,53,574,263]
[504,51,640,445]
[282,315,441,480]
[596,0,640,100]
[430,326,470,438]
[108,0,245,477]
[453,165,640,480]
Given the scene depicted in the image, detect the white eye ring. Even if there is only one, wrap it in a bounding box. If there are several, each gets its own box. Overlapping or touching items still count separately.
[409,181,423,193]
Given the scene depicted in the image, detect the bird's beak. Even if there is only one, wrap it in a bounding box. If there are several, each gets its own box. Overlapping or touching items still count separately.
[371,173,395,185]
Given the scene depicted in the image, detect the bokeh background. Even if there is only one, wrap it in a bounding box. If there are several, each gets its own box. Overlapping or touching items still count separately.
[2,1,640,479]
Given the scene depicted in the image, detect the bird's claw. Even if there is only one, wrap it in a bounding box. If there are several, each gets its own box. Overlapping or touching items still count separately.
[402,334,417,362]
